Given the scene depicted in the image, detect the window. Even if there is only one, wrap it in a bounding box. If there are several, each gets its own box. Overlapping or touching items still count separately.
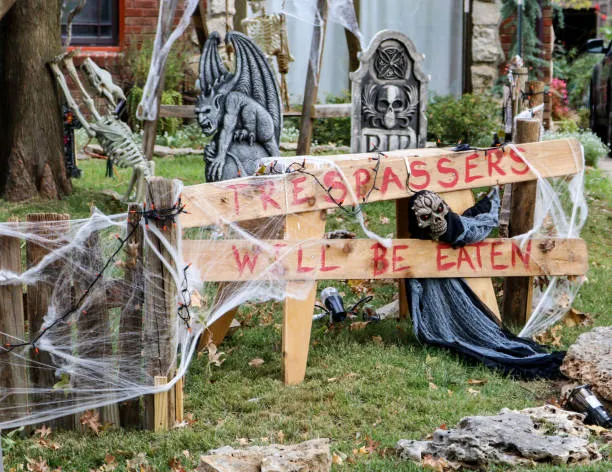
[62,0,119,47]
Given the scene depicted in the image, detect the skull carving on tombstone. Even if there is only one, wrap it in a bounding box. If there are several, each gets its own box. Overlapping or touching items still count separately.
[411,190,450,240]
[376,85,406,129]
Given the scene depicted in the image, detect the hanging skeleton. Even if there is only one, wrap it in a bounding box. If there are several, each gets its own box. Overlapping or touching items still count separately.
[405,187,566,379]
[48,51,153,202]
[241,0,293,110]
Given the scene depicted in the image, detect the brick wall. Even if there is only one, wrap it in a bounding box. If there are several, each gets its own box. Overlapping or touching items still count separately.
[125,0,166,44]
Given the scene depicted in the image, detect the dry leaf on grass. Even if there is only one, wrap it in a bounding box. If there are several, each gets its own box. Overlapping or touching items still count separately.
[467,379,488,386]
[422,454,461,471]
[379,216,390,225]
[26,458,49,472]
[429,382,439,390]
[350,321,370,331]
[126,452,151,472]
[332,452,345,464]
[34,425,52,439]
[534,325,562,348]
[371,335,383,344]
[277,430,285,443]
[562,308,593,328]
[206,342,226,367]
[467,388,480,396]
[248,358,265,367]
[237,437,250,446]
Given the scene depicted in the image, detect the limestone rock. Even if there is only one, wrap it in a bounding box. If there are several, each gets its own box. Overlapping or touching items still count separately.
[471,64,499,93]
[396,407,601,469]
[472,1,501,26]
[561,326,612,402]
[472,26,504,63]
[198,439,331,472]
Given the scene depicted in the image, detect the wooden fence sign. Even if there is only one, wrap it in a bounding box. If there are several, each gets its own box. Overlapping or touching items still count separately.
[183,238,587,281]
[180,138,585,385]
[180,139,582,228]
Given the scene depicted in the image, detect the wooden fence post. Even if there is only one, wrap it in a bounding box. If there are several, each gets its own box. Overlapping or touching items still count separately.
[143,177,180,430]
[119,203,145,428]
[0,217,27,419]
[296,0,329,156]
[502,117,541,327]
[26,213,72,429]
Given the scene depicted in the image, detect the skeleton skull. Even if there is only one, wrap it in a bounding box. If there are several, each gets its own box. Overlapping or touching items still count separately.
[376,85,406,129]
[411,191,449,240]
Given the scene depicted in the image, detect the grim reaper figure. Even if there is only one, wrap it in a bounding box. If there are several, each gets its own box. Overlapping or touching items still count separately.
[196,31,282,182]
[405,188,565,379]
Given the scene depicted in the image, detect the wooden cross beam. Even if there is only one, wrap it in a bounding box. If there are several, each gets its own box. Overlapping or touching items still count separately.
[0,0,18,21]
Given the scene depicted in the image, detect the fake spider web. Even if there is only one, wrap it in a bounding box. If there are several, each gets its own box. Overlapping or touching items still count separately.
[0,140,587,429]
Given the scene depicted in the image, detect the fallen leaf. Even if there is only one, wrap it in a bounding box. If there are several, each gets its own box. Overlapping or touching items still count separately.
[371,335,383,344]
[349,321,370,331]
[80,410,101,435]
[429,382,438,390]
[34,425,52,439]
[379,215,390,224]
[126,452,151,472]
[534,325,562,348]
[467,379,488,386]
[353,445,369,455]
[327,377,338,383]
[277,430,285,443]
[447,389,453,396]
[190,289,203,308]
[206,341,226,367]
[586,424,609,436]
[248,358,264,367]
[168,457,186,472]
[237,437,250,446]
[467,388,480,396]
[562,308,593,328]
[26,458,49,472]
[332,452,344,464]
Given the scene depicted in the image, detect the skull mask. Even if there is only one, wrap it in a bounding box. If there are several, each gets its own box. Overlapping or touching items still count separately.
[376,85,406,129]
[411,191,449,240]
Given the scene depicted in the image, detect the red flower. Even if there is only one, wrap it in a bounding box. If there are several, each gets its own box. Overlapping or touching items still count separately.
[602,13,608,21]
[594,3,601,11]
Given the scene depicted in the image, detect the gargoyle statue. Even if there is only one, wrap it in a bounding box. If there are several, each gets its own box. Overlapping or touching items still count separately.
[196,31,282,182]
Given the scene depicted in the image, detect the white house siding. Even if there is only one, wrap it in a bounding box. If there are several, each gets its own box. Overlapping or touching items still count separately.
[267,0,464,103]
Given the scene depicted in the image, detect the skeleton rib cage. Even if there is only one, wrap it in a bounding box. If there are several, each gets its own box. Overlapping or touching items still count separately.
[49,51,154,202]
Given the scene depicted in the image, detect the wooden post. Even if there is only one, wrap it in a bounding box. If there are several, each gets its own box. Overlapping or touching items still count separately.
[174,376,184,424]
[511,66,528,141]
[344,0,361,74]
[0,217,27,418]
[153,376,169,432]
[73,214,119,429]
[26,213,72,429]
[143,177,180,430]
[502,118,541,327]
[281,211,326,385]
[296,0,329,156]
[119,203,145,428]
[142,0,179,161]
[191,0,209,47]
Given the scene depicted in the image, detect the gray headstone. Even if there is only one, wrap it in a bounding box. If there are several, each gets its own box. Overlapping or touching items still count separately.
[350,30,428,153]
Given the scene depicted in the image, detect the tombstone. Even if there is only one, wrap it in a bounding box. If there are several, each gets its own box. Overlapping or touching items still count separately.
[350,30,428,153]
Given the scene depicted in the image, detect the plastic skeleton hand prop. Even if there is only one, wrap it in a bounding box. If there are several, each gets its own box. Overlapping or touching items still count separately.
[408,187,499,246]
[48,51,153,202]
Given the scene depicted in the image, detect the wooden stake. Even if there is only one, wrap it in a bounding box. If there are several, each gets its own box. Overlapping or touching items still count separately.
[175,377,184,424]
[143,178,180,430]
[0,217,27,418]
[502,118,541,327]
[119,203,145,428]
[296,0,329,156]
[153,376,169,432]
[282,211,326,385]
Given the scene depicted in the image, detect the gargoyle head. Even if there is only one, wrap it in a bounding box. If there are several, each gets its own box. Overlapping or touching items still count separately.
[195,86,224,136]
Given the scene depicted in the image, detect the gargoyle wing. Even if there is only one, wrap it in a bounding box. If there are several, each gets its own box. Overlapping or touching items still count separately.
[225,31,282,143]
[199,31,229,94]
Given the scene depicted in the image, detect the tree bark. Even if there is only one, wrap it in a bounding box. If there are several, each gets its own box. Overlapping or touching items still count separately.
[0,0,71,201]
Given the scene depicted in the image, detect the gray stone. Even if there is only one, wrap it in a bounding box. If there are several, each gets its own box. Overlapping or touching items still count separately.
[471,64,498,93]
[350,30,428,153]
[396,407,601,469]
[472,26,504,63]
[198,439,331,472]
[472,1,501,26]
[561,326,612,402]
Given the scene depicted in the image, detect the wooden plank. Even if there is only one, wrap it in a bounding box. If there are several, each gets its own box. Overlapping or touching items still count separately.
[180,139,583,228]
[502,118,542,327]
[191,0,208,48]
[143,178,180,430]
[159,103,351,119]
[153,376,169,432]
[119,204,145,428]
[183,238,587,282]
[296,0,328,155]
[0,217,27,419]
[282,211,327,385]
[26,213,73,430]
[175,376,184,424]
[0,0,17,22]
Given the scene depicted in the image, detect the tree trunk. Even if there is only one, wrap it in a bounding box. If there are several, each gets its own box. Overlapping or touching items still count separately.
[0,0,71,201]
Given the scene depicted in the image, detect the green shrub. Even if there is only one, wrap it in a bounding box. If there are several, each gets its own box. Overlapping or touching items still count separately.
[544,129,609,166]
[127,86,183,136]
[426,94,502,147]
[553,48,600,109]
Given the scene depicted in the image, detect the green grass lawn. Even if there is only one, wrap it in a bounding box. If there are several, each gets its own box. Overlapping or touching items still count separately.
[1,157,610,471]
